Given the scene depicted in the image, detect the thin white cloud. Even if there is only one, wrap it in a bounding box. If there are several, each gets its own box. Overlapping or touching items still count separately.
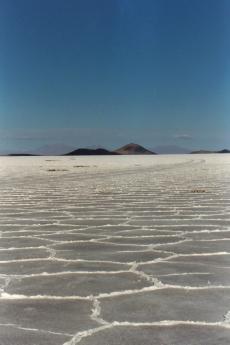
[173,134,193,140]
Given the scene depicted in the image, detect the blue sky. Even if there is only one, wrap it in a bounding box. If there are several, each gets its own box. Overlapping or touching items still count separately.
[0,0,230,152]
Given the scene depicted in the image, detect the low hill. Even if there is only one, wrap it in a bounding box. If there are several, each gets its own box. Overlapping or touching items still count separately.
[217,149,230,153]
[115,143,156,155]
[65,148,119,155]
[190,150,215,154]
[191,149,230,154]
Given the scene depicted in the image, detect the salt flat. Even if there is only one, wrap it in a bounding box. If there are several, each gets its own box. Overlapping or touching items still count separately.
[0,154,230,344]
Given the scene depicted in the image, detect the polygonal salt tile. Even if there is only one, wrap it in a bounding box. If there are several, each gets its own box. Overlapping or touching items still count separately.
[100,288,230,323]
[5,272,152,297]
[78,325,230,345]
[0,299,97,334]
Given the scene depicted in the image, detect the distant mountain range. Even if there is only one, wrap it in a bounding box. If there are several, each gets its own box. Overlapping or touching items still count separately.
[65,143,156,155]
[2,143,230,156]
[191,149,230,154]
[8,153,39,156]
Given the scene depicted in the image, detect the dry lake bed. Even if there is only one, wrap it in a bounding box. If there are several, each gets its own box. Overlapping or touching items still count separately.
[0,154,230,344]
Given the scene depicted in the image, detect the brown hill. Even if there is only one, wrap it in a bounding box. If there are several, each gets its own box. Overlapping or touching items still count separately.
[115,143,156,155]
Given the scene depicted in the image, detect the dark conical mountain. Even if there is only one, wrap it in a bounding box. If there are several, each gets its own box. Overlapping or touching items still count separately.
[114,143,156,155]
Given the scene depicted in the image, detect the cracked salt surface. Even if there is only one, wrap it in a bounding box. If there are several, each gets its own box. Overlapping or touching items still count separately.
[0,154,230,344]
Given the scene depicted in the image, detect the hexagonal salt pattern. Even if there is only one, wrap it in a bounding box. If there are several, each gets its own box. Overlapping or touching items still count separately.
[0,155,230,344]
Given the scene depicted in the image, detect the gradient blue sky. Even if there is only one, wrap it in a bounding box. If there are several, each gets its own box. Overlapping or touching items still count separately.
[0,0,230,152]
